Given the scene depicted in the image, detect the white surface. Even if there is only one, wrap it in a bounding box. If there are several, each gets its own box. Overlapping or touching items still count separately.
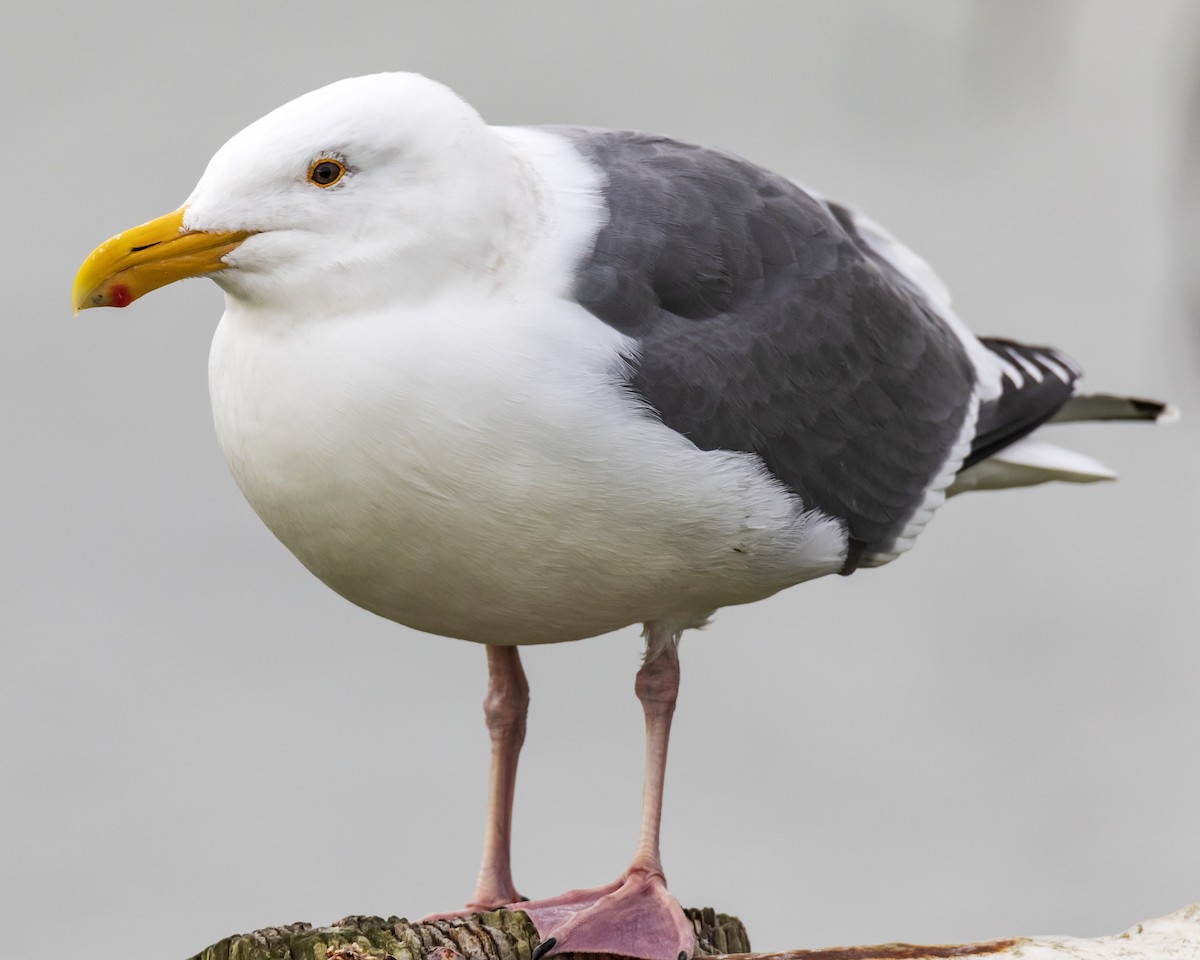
[974,902,1200,960]
[4,2,1198,958]
[761,902,1200,958]
[1008,902,1200,960]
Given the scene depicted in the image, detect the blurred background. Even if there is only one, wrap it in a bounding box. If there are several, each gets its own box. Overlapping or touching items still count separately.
[3,1,1198,956]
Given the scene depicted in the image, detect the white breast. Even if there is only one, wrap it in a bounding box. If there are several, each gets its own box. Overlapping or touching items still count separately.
[208,293,846,645]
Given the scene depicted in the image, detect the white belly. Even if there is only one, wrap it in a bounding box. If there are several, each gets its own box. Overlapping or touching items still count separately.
[208,294,846,645]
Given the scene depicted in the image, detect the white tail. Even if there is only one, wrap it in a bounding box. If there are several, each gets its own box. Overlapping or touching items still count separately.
[948,392,1176,496]
[949,438,1116,495]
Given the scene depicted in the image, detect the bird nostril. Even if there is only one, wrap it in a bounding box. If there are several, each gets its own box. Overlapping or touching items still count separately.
[129,241,161,253]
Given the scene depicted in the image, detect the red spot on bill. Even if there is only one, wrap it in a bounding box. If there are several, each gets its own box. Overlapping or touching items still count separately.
[109,284,133,308]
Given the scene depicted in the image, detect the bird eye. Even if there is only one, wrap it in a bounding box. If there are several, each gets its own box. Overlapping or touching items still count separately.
[307,158,346,188]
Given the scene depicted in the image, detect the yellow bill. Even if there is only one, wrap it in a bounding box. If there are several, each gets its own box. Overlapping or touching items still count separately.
[72,208,251,313]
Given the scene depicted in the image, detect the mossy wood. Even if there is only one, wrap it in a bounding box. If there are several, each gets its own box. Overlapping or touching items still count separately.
[188,907,749,960]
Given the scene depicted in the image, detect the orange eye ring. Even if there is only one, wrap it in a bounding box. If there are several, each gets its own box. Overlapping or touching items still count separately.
[307,157,347,188]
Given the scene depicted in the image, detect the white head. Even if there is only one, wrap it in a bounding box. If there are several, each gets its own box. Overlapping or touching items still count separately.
[74,73,525,316]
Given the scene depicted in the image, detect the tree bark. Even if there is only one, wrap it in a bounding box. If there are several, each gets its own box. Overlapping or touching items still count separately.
[186,902,1200,960]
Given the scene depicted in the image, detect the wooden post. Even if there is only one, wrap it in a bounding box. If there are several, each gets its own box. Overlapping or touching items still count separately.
[188,907,748,960]
[186,902,1200,960]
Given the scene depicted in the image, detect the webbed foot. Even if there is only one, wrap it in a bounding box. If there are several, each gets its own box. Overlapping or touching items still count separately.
[516,868,693,960]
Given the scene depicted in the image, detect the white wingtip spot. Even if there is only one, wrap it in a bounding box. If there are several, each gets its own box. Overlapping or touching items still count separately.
[1006,346,1044,382]
[992,353,1025,390]
[1157,403,1182,425]
[1036,352,1074,383]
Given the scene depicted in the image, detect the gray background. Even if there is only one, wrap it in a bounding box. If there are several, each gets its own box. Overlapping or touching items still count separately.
[4,1,1199,956]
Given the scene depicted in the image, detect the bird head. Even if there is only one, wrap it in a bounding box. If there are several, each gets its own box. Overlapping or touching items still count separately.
[73,73,519,316]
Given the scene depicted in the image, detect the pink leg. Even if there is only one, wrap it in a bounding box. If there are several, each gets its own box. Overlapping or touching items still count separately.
[630,641,678,880]
[425,645,528,918]
[518,637,695,960]
[469,645,529,909]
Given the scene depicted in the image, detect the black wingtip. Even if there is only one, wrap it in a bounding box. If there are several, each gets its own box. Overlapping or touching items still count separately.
[1150,401,1181,424]
[532,937,557,960]
[1107,396,1176,422]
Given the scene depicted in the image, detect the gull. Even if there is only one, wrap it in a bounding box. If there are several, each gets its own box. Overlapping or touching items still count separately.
[73,72,1170,960]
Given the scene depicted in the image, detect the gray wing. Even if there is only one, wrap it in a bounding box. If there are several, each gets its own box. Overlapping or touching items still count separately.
[819,202,1085,468]
[553,128,979,569]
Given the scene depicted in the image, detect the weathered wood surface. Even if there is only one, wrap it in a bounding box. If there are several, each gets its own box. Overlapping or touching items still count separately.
[186,902,1200,960]
[734,903,1200,959]
[187,907,747,960]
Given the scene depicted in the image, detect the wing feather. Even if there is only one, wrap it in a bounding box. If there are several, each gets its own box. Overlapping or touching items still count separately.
[556,128,978,562]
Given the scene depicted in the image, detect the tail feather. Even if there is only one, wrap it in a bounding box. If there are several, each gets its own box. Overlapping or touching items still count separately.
[949,438,1116,496]
[951,384,1174,496]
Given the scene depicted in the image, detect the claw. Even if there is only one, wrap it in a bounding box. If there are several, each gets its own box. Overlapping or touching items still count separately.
[531,937,557,960]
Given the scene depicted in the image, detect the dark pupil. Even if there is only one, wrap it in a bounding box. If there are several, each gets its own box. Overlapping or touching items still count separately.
[314,162,339,184]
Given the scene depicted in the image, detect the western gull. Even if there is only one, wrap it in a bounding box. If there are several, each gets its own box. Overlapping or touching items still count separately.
[72,72,1171,960]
